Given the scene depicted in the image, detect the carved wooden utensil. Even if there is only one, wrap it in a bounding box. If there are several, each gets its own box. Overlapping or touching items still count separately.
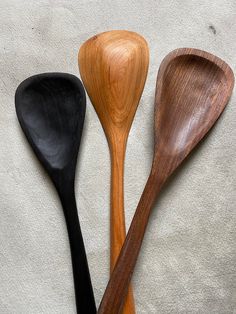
[15,73,96,314]
[98,48,234,314]
[79,30,149,314]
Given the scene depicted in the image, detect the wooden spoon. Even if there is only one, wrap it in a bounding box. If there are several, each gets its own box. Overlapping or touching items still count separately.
[15,73,96,314]
[78,30,149,313]
[98,48,234,314]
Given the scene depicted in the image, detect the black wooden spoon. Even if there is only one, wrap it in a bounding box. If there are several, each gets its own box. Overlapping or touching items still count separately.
[15,73,96,314]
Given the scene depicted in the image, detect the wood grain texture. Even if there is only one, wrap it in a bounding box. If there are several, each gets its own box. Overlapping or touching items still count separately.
[78,30,149,314]
[15,73,96,314]
[98,48,234,314]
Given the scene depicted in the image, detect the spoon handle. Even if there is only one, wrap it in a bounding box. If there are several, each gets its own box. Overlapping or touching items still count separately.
[59,190,96,314]
[99,174,160,314]
[110,145,136,314]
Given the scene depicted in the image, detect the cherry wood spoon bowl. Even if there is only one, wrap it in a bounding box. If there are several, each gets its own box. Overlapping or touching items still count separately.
[15,73,96,314]
[98,48,234,314]
[79,30,149,314]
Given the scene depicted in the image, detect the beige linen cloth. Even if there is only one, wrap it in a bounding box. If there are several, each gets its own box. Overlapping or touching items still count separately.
[0,0,235,313]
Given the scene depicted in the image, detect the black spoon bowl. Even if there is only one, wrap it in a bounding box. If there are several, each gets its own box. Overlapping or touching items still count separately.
[15,73,96,314]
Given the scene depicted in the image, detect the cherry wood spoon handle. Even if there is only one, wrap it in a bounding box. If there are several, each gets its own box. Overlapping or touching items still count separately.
[110,142,135,312]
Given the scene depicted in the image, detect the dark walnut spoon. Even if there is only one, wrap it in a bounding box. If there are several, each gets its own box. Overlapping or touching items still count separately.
[15,73,96,314]
[98,48,234,314]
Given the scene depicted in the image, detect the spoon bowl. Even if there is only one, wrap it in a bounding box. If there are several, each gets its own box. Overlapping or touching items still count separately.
[153,50,233,179]
[16,74,84,173]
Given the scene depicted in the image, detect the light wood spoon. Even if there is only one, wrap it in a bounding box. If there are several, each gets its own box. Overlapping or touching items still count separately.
[78,30,149,314]
[98,48,234,313]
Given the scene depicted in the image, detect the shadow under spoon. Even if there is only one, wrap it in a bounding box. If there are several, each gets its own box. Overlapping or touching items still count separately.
[15,73,96,314]
[98,48,235,314]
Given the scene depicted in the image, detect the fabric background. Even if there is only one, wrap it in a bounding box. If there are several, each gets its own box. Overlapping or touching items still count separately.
[0,0,235,313]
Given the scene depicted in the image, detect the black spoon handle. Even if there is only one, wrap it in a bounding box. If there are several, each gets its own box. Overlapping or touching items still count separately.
[59,189,96,314]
